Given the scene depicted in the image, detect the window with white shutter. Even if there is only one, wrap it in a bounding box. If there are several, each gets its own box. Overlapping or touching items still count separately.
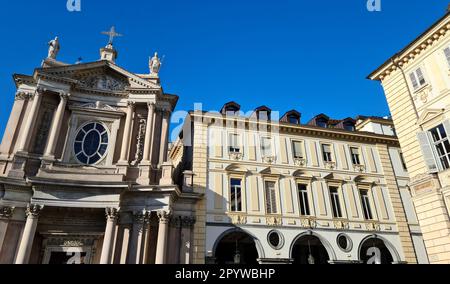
[229,133,241,153]
[444,47,450,67]
[265,181,278,214]
[409,67,427,91]
[417,131,439,173]
[292,141,304,159]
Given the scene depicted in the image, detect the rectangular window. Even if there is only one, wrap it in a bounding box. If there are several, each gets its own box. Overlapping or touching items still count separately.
[322,144,333,162]
[298,184,311,216]
[360,189,373,220]
[399,151,408,171]
[230,178,242,212]
[261,137,273,157]
[265,181,278,214]
[445,47,450,67]
[429,124,450,170]
[409,67,427,90]
[229,134,241,153]
[292,141,304,159]
[350,147,361,165]
[329,187,343,218]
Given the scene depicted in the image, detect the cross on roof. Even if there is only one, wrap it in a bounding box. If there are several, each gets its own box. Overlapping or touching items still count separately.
[101,26,123,45]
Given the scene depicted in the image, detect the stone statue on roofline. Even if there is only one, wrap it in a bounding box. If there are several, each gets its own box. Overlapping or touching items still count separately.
[47,37,60,59]
[149,52,162,75]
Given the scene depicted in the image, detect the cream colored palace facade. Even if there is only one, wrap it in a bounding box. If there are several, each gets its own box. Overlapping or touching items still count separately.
[0,39,200,264]
[170,106,429,264]
[369,11,450,264]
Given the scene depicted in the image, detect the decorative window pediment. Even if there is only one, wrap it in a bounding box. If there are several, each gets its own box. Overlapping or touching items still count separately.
[323,173,345,185]
[417,108,445,127]
[260,167,282,177]
[225,164,250,175]
[292,170,315,182]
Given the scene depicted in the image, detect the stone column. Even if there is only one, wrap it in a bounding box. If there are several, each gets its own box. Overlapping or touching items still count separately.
[44,92,69,159]
[100,208,119,264]
[180,216,196,264]
[0,207,15,254]
[119,101,135,163]
[155,210,171,264]
[142,103,156,162]
[159,110,171,165]
[127,210,147,264]
[15,204,43,264]
[17,90,43,152]
[0,92,30,156]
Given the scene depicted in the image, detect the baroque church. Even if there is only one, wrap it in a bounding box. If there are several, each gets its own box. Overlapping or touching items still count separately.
[0,29,200,264]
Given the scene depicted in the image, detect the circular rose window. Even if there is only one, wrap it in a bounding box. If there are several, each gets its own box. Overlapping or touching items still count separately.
[74,122,109,165]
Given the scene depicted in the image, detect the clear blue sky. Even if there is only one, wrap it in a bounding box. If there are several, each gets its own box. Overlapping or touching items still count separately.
[0,0,448,139]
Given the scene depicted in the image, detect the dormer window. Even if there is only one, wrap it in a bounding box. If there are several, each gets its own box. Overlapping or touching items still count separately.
[221,102,241,115]
[282,110,301,125]
[288,115,300,125]
[343,122,355,131]
[254,106,272,121]
[317,119,328,128]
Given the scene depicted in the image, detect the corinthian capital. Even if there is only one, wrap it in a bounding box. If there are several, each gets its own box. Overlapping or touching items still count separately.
[59,91,70,101]
[0,206,15,219]
[105,207,119,221]
[157,210,172,224]
[181,216,196,228]
[133,210,149,223]
[15,91,32,101]
[26,204,44,218]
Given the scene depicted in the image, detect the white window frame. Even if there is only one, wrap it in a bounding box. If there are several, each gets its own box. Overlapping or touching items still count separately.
[229,177,243,212]
[261,136,273,157]
[297,183,311,216]
[429,123,450,171]
[322,144,333,163]
[292,140,305,159]
[264,180,279,215]
[228,133,242,154]
[360,189,374,220]
[409,67,428,91]
[329,186,343,219]
[444,47,450,68]
[350,146,362,165]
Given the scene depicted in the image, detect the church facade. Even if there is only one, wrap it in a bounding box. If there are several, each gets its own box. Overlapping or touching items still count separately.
[0,35,200,264]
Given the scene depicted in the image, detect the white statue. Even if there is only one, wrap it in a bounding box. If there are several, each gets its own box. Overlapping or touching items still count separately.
[47,37,60,59]
[149,52,162,75]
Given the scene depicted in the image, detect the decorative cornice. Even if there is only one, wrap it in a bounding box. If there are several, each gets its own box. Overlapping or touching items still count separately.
[369,14,450,81]
[190,113,401,146]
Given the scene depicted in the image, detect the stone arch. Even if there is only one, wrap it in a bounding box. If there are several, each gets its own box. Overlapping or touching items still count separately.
[358,234,401,264]
[212,227,265,264]
[290,231,337,263]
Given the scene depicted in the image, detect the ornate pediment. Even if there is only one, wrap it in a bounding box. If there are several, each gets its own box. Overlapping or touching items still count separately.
[417,108,445,126]
[78,74,127,92]
[72,101,119,112]
[260,167,282,176]
[225,164,250,174]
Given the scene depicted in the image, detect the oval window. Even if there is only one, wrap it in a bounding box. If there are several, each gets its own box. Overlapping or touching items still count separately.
[337,234,352,252]
[268,230,284,250]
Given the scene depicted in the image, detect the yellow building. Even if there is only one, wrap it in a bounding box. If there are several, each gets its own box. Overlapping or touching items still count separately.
[369,11,450,264]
